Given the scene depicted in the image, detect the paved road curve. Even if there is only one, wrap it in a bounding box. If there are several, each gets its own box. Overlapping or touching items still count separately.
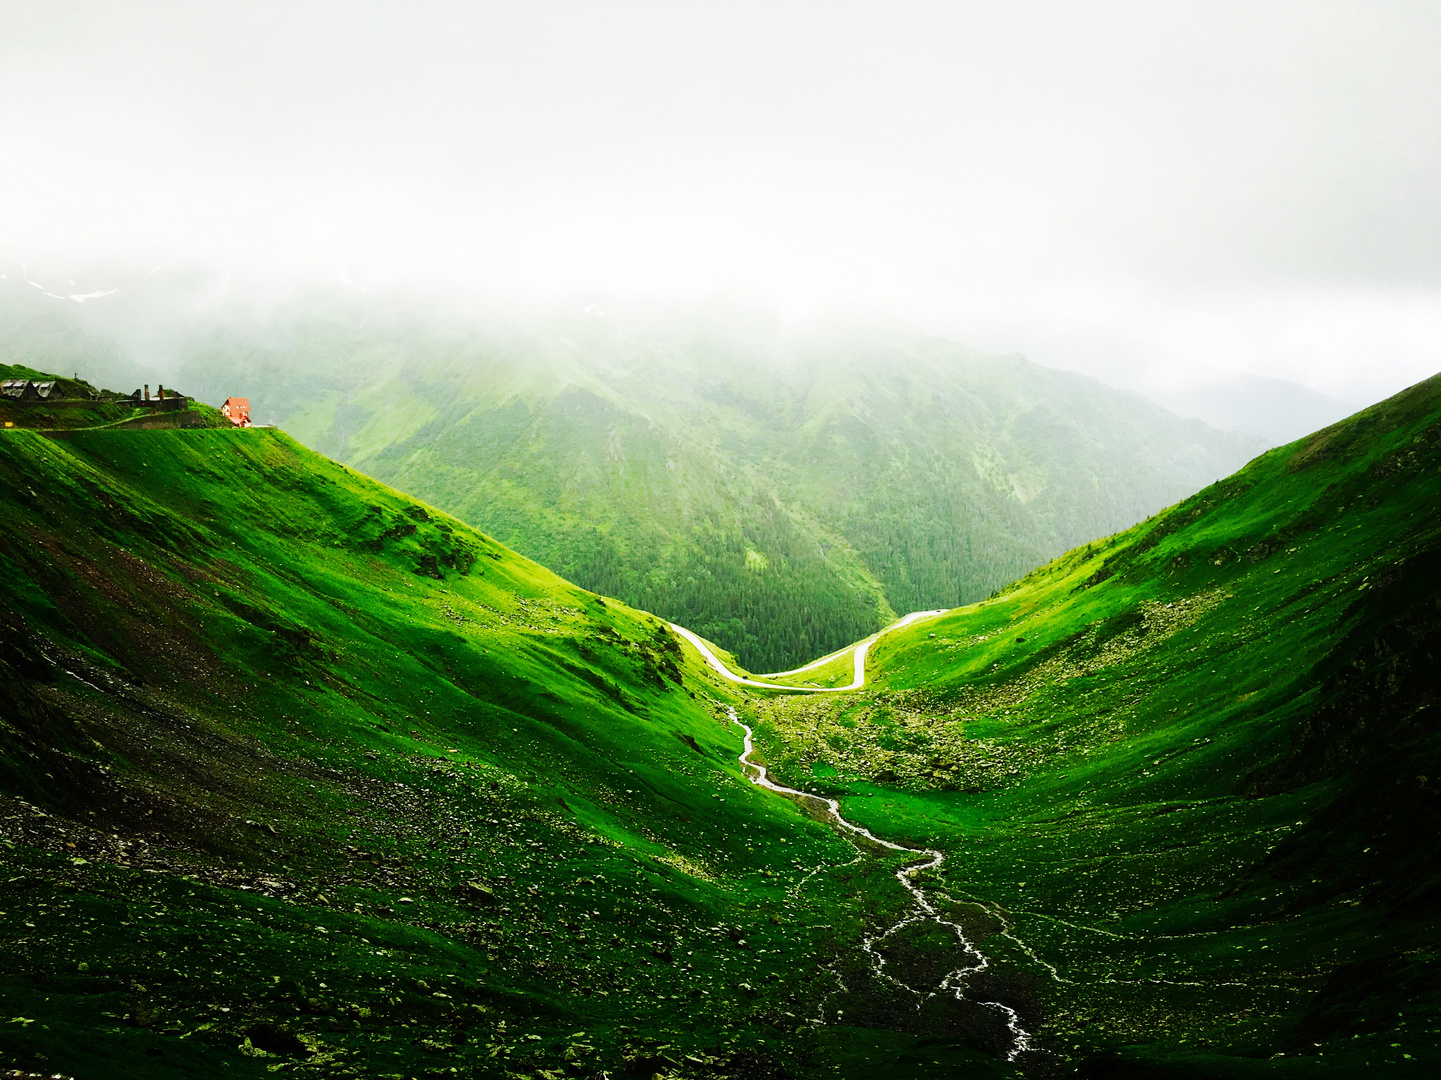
[668,609,947,693]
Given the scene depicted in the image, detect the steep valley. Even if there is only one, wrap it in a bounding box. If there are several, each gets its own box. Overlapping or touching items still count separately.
[0,422,1002,1079]
[0,369,1437,1077]
[219,310,1263,674]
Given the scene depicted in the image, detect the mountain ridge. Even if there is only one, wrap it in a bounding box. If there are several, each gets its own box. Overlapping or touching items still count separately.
[231,307,1262,670]
[744,370,1441,1074]
[0,276,1262,670]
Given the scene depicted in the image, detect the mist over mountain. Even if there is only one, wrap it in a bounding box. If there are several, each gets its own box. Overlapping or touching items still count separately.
[0,274,1261,669]
[1151,372,1357,446]
[4,4,1441,1072]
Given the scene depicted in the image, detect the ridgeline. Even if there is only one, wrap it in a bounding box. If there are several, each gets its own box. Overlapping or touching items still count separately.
[86,302,1260,672]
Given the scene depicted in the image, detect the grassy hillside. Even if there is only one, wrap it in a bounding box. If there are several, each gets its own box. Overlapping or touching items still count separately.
[4,360,1435,1077]
[144,301,1259,672]
[0,419,1034,1079]
[749,373,1441,1075]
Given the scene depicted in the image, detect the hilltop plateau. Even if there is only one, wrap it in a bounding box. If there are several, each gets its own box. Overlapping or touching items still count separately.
[0,364,228,433]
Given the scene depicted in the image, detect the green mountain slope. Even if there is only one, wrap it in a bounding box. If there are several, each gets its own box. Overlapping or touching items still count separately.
[151,301,1258,671]
[748,373,1441,1074]
[6,360,1433,1078]
[0,418,1033,1079]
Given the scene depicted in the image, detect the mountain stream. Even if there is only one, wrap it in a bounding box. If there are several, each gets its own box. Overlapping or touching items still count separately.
[729,708,1036,1061]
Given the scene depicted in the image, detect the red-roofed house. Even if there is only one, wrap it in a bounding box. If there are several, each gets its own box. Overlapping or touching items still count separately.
[222,397,251,427]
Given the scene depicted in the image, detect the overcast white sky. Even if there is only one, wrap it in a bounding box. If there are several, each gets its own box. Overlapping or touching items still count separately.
[3,1,1440,402]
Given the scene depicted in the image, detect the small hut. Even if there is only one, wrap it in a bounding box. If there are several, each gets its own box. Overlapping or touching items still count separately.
[128,385,189,412]
[222,397,251,428]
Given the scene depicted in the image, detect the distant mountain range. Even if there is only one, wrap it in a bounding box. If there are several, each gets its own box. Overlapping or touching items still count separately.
[1150,371,1357,445]
[167,302,1265,669]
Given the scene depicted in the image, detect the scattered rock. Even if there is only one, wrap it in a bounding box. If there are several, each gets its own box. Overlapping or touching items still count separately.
[458,881,497,904]
[243,1022,309,1057]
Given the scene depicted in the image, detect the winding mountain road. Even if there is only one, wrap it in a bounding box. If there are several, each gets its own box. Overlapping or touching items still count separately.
[668,609,946,693]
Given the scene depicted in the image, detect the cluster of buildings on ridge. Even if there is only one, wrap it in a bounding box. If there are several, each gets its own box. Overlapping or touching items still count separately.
[1,377,253,428]
[1,378,65,402]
